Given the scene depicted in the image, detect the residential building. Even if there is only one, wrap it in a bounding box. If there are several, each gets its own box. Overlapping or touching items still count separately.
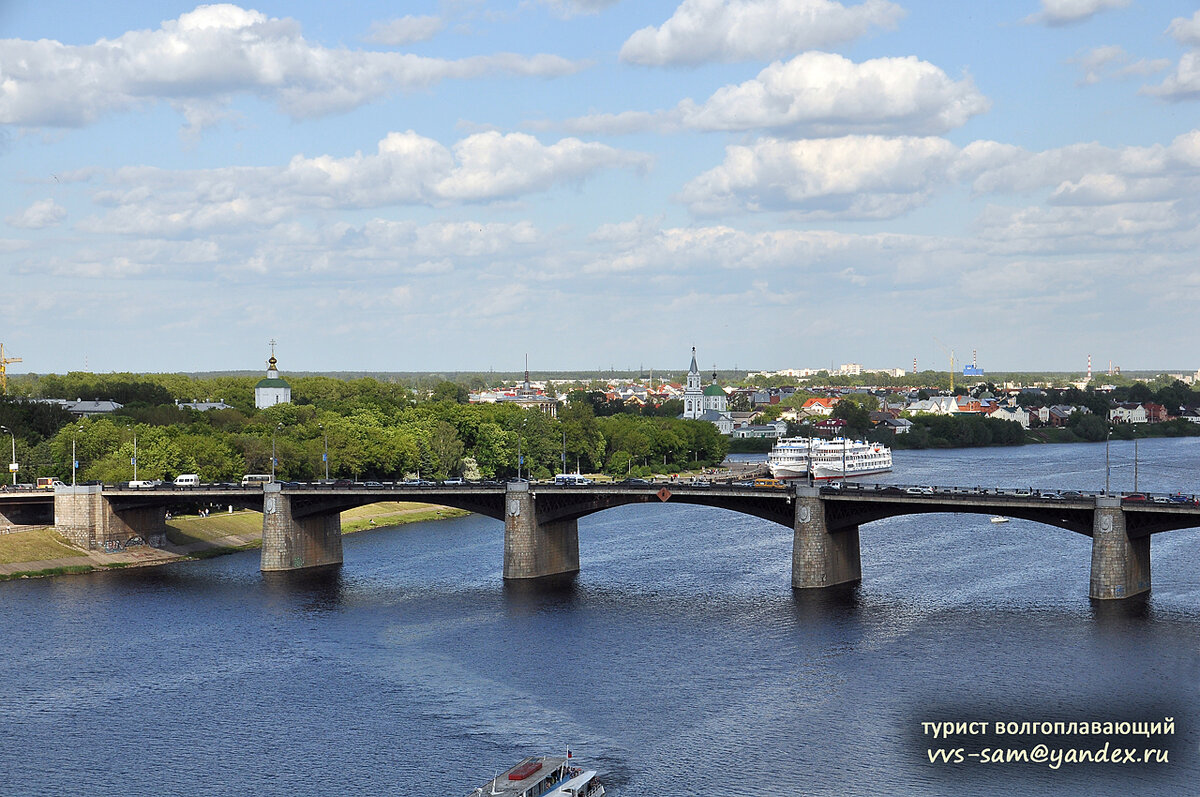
[1110,403,1148,424]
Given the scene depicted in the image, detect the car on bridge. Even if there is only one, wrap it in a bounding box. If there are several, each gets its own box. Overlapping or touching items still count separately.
[905,486,934,495]
[1121,493,1148,503]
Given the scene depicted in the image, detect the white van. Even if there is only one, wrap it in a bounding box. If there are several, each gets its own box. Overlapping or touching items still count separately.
[554,473,593,486]
[173,474,201,487]
[241,474,272,487]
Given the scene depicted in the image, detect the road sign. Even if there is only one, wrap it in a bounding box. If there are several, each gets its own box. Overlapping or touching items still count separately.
[8,463,17,473]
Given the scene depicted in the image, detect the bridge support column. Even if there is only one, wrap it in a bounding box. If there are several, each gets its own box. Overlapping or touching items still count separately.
[503,483,579,580]
[792,488,861,589]
[1090,498,1149,600]
[54,486,167,550]
[260,484,343,571]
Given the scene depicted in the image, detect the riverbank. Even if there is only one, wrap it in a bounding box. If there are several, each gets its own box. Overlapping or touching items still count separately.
[0,501,470,581]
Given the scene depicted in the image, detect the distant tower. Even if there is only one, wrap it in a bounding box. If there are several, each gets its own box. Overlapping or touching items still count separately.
[912,357,917,374]
[1087,355,1092,382]
[254,339,292,409]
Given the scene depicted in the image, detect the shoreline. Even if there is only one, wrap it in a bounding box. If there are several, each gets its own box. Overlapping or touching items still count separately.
[0,502,470,581]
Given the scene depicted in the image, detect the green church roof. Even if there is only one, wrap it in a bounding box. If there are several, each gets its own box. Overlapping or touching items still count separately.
[702,384,726,396]
[256,377,291,389]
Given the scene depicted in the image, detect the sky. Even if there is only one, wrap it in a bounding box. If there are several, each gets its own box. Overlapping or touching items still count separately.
[1,0,1198,377]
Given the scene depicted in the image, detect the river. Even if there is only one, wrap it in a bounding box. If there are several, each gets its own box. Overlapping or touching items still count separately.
[1,438,1198,795]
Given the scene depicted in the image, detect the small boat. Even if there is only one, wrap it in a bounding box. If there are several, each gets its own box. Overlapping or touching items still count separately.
[990,516,1010,524]
[468,753,605,797]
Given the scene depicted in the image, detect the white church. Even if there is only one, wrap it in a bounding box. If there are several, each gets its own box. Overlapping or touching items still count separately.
[254,344,292,409]
[680,347,733,433]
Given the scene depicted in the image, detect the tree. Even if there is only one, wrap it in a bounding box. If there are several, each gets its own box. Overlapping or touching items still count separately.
[431,381,470,404]
[727,392,751,412]
[832,401,872,435]
[1070,412,1108,442]
[429,420,465,476]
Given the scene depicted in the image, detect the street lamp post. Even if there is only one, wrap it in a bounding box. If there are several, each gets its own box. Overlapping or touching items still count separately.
[1134,437,1139,493]
[72,426,82,487]
[1105,426,1111,496]
[132,433,138,482]
[517,419,527,480]
[271,423,282,483]
[321,424,329,480]
[0,425,15,486]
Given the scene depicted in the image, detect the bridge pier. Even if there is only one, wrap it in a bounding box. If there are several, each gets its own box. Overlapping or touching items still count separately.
[792,488,861,589]
[260,484,343,571]
[503,482,580,580]
[53,486,167,550]
[1090,498,1150,600]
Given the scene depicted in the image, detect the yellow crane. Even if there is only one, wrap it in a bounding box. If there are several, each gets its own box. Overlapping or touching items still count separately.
[0,343,20,395]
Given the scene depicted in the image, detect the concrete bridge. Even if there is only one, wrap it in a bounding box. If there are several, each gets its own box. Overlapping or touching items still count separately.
[2,482,1198,600]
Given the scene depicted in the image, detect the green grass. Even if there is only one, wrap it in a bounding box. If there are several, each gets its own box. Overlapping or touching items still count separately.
[0,528,83,564]
[165,511,265,546]
[341,504,470,533]
[166,502,472,542]
[0,564,94,580]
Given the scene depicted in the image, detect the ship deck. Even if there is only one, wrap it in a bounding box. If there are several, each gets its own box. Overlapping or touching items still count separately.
[467,756,571,796]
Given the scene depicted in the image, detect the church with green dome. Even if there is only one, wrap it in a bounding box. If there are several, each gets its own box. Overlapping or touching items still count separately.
[254,342,292,409]
[681,347,730,430]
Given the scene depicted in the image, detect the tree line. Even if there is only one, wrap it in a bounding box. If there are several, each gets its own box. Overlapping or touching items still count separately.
[0,377,726,483]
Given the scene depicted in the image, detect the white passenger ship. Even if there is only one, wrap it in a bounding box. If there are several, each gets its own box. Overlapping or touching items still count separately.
[766,437,813,479]
[768,437,892,480]
[468,754,605,797]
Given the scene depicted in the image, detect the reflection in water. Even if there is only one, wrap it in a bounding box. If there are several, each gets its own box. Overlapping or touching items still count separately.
[261,564,346,611]
[790,582,863,617]
[1088,591,1152,622]
[502,572,581,615]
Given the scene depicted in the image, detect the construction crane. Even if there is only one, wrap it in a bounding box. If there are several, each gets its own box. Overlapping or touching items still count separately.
[933,337,955,393]
[0,343,20,395]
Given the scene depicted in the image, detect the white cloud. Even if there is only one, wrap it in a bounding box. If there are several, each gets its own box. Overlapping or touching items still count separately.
[554,52,988,138]
[364,15,445,45]
[679,135,960,217]
[1146,12,1200,100]
[1069,45,1168,86]
[1022,0,1130,26]
[553,110,681,136]
[6,198,66,229]
[957,130,1200,202]
[680,52,989,135]
[1167,10,1200,47]
[534,0,622,18]
[619,0,904,66]
[75,130,650,236]
[974,202,1185,253]
[675,128,1200,222]
[0,4,582,127]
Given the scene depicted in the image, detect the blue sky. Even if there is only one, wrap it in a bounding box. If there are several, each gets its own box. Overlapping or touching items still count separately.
[2,0,1198,376]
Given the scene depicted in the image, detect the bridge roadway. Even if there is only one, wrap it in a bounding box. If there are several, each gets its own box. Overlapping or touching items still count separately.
[2,481,1198,599]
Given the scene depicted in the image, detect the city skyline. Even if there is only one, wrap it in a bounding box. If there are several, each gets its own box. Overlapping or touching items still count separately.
[2,1,1198,374]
